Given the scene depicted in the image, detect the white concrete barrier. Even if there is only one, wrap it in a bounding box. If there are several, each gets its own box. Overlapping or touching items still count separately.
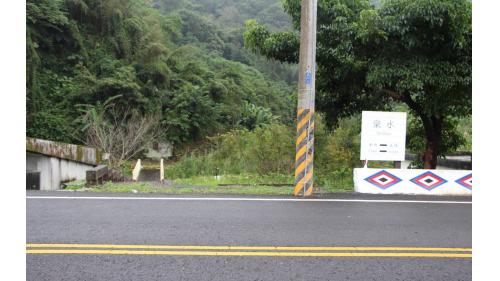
[27,152,94,190]
[353,168,472,195]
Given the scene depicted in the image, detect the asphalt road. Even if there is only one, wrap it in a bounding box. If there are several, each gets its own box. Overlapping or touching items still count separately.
[26,191,472,281]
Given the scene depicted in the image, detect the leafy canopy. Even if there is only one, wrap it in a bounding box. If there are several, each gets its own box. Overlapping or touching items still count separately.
[244,0,471,166]
[26,0,297,144]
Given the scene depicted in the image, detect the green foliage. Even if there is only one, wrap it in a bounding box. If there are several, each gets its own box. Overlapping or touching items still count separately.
[407,115,466,157]
[166,123,295,177]
[243,20,270,54]
[26,0,296,146]
[315,116,361,188]
[162,85,218,143]
[26,69,79,142]
[156,0,298,83]
[238,101,279,130]
[173,173,294,187]
[166,0,293,32]
[26,110,74,143]
[456,116,472,152]
[165,115,362,190]
[244,0,472,167]
[244,20,299,64]
[68,180,296,195]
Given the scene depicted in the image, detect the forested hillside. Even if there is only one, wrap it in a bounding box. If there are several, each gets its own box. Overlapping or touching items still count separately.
[153,0,297,82]
[26,0,296,146]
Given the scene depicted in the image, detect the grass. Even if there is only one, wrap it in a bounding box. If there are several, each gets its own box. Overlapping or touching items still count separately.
[62,172,354,195]
[63,180,87,190]
[173,173,293,187]
[64,180,295,195]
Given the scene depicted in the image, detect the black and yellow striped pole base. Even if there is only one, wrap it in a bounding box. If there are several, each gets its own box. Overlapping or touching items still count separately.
[294,0,317,196]
[294,108,315,196]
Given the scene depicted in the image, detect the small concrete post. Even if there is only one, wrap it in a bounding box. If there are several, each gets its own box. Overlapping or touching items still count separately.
[132,159,142,181]
[86,165,108,186]
[160,158,164,183]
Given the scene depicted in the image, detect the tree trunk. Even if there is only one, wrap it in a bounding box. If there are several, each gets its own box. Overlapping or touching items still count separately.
[422,133,439,169]
[385,90,444,169]
[421,116,443,169]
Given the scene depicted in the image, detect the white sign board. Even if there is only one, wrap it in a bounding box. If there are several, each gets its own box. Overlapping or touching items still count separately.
[360,111,407,161]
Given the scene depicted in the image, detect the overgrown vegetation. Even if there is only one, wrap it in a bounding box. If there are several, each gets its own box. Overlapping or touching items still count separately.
[27,0,296,148]
[76,96,161,167]
[165,116,362,191]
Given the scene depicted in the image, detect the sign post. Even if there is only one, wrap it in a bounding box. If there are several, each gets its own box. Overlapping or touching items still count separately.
[294,0,317,197]
[360,111,407,163]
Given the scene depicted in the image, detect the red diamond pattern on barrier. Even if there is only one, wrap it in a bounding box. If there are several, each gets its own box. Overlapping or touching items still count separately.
[410,171,447,191]
[455,174,472,190]
[364,170,402,190]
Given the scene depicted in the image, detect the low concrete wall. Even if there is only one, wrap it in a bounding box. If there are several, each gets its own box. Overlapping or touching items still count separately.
[27,152,95,190]
[26,137,102,165]
[354,168,472,195]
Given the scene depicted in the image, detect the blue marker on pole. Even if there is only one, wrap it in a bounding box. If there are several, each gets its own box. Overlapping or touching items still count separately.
[305,70,312,85]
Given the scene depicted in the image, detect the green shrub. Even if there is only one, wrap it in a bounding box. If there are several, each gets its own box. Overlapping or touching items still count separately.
[315,116,361,189]
[166,115,363,190]
[165,123,295,178]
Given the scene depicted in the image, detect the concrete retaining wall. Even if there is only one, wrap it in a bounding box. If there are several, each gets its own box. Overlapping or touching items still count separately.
[354,168,472,195]
[27,152,95,190]
[26,137,102,165]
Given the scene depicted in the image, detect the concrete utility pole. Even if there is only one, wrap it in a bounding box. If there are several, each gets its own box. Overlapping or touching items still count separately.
[294,0,317,197]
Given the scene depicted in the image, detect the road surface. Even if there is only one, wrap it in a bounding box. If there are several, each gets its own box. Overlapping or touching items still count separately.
[27,191,472,281]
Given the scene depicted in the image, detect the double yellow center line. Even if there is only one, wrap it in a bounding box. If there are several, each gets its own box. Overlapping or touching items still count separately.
[26,244,472,258]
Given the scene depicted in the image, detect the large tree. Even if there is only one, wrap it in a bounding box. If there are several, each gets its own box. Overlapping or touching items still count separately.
[244,0,471,168]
